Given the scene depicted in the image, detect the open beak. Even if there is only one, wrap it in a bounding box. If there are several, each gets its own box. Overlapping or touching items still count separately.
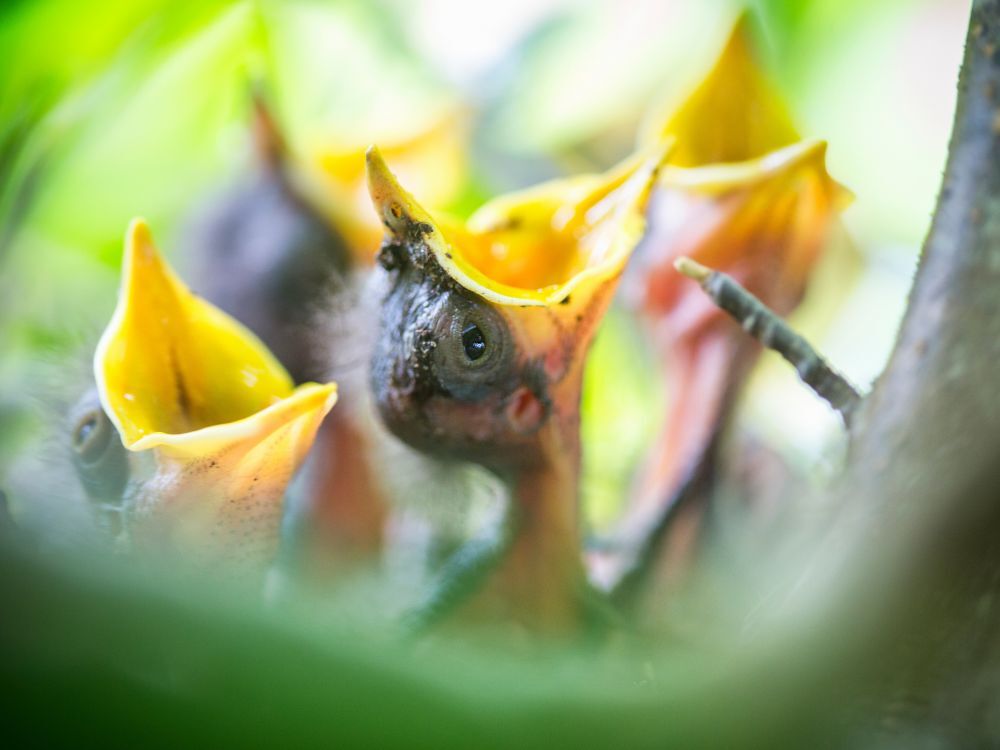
[95,219,337,572]
[595,13,851,591]
[367,141,668,374]
[627,10,852,339]
[366,145,667,631]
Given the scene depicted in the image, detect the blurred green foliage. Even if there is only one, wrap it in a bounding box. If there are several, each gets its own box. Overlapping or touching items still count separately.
[0,535,861,748]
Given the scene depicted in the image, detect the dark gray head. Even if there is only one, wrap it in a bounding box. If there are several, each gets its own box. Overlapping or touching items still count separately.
[370,237,551,473]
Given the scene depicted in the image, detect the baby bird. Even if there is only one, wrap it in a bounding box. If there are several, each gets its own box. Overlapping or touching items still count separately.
[183,92,394,577]
[366,144,666,633]
[602,14,850,593]
[73,219,337,583]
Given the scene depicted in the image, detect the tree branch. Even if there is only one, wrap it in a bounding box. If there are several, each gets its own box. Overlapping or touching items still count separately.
[675,257,862,423]
[808,0,1000,735]
[846,0,1000,509]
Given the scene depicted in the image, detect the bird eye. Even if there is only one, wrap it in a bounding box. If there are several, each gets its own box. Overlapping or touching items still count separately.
[461,323,487,361]
[429,294,514,400]
[69,393,130,502]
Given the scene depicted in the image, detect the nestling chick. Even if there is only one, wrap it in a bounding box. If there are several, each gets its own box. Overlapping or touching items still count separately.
[80,219,337,583]
[366,144,666,632]
[600,14,850,593]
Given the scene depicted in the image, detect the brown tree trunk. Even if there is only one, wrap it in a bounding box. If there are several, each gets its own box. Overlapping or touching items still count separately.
[846,0,1000,515]
[824,0,1000,741]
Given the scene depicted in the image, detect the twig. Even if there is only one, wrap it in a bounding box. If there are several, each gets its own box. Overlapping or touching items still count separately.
[675,257,862,424]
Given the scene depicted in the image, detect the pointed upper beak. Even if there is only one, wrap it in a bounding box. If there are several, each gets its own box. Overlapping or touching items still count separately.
[365,145,446,242]
[94,219,337,569]
[623,8,851,331]
[96,219,308,448]
[366,141,670,311]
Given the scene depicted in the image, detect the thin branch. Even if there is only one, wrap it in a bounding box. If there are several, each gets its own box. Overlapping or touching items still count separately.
[675,257,862,424]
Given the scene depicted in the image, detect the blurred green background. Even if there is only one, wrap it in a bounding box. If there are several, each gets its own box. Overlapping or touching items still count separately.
[0,0,970,524]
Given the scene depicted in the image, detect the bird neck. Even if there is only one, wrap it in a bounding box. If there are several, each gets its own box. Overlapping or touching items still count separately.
[493,367,586,632]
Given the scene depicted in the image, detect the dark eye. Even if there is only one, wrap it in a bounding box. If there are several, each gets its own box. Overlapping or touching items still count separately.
[69,392,129,502]
[431,294,514,399]
[462,324,487,361]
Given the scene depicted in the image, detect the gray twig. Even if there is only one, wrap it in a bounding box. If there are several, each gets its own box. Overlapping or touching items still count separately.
[675,257,862,424]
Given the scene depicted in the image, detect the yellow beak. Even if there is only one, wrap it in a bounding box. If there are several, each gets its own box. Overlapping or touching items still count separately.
[638,140,850,323]
[367,143,667,379]
[640,11,799,165]
[627,10,852,332]
[368,141,666,305]
[95,219,337,570]
[598,13,852,591]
